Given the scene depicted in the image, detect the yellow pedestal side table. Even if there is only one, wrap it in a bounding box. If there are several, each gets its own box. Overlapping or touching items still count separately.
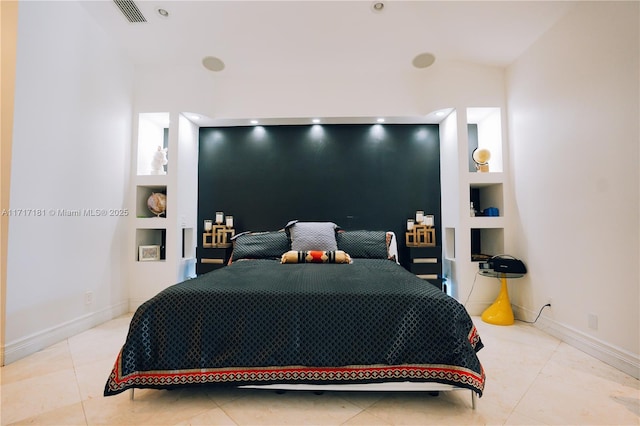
[481,275,514,325]
[479,256,527,326]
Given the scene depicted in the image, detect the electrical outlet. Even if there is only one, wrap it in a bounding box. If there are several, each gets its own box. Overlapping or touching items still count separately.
[85,291,93,305]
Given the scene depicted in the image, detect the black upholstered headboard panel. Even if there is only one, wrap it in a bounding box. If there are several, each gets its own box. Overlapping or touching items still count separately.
[198,124,440,266]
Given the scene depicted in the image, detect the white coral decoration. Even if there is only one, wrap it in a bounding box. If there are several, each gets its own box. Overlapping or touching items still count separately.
[150,146,168,175]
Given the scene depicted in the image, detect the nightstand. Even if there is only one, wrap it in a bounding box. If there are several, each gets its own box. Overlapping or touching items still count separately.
[196,247,231,275]
[408,246,443,291]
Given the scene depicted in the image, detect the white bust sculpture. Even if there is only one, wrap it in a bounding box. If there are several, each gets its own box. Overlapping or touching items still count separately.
[150,146,168,175]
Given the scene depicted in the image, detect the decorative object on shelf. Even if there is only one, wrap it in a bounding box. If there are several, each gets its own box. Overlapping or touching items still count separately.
[482,207,499,216]
[203,214,235,248]
[406,211,436,247]
[139,245,161,261]
[472,148,491,172]
[470,202,476,217]
[147,192,166,217]
[150,146,168,175]
[478,255,527,326]
[424,214,434,227]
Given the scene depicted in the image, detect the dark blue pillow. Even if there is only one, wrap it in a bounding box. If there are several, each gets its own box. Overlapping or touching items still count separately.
[336,230,389,259]
[231,231,290,261]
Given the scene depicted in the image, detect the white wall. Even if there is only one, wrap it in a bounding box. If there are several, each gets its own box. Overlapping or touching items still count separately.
[133,60,507,120]
[507,1,639,375]
[5,1,133,362]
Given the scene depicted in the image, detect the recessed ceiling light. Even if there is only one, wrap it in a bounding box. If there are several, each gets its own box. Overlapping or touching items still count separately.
[377,118,385,123]
[156,8,169,18]
[312,119,321,124]
[371,2,385,13]
[412,52,436,69]
[202,56,225,72]
[250,120,259,125]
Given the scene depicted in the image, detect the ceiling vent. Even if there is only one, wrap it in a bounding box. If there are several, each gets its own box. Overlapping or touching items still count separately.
[113,0,146,23]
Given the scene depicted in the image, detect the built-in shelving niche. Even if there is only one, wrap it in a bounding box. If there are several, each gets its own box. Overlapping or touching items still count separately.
[470,228,504,262]
[467,107,503,173]
[136,185,167,219]
[135,228,166,261]
[470,182,504,217]
[136,112,169,176]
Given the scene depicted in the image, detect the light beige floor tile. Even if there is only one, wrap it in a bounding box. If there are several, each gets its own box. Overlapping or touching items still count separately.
[172,406,238,426]
[68,330,126,370]
[1,368,82,425]
[341,409,393,426]
[546,343,640,394]
[218,389,364,425]
[74,357,118,401]
[474,318,561,353]
[202,387,262,407]
[504,410,551,425]
[1,341,74,386]
[83,387,218,425]
[360,390,509,425]
[328,391,386,411]
[2,314,638,426]
[5,401,86,426]
[477,341,554,410]
[513,367,639,425]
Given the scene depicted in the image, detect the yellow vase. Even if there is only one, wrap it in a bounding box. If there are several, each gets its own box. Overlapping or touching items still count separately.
[481,276,514,325]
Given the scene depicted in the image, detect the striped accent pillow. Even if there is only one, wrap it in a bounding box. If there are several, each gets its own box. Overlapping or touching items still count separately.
[281,250,352,264]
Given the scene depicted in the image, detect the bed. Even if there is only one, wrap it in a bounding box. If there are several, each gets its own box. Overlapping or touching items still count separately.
[104,223,485,406]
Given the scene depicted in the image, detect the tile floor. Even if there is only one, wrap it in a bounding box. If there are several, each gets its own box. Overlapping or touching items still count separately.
[1,314,638,425]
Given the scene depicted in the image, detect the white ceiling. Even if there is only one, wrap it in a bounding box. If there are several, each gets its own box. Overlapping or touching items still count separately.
[81,0,577,125]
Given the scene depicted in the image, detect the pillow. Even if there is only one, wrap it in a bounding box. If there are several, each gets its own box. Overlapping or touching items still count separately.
[231,230,290,261]
[285,221,338,252]
[336,230,389,259]
[281,250,352,264]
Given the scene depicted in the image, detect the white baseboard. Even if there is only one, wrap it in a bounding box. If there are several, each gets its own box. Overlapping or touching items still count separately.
[513,304,640,380]
[3,301,129,365]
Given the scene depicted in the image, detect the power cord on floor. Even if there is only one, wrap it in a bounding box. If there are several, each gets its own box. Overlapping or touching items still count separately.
[515,303,551,324]
[464,272,551,324]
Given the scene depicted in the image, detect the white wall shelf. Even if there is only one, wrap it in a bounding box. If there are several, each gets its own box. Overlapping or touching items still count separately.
[468,171,505,185]
[440,106,510,312]
[467,107,503,173]
[134,217,167,228]
[469,216,506,228]
[129,112,199,310]
[136,112,170,176]
[470,227,505,261]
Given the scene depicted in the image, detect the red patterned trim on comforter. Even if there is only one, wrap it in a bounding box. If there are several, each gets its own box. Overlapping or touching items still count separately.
[105,354,485,396]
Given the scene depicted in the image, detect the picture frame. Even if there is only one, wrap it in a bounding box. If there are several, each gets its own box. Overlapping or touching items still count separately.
[139,245,161,261]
